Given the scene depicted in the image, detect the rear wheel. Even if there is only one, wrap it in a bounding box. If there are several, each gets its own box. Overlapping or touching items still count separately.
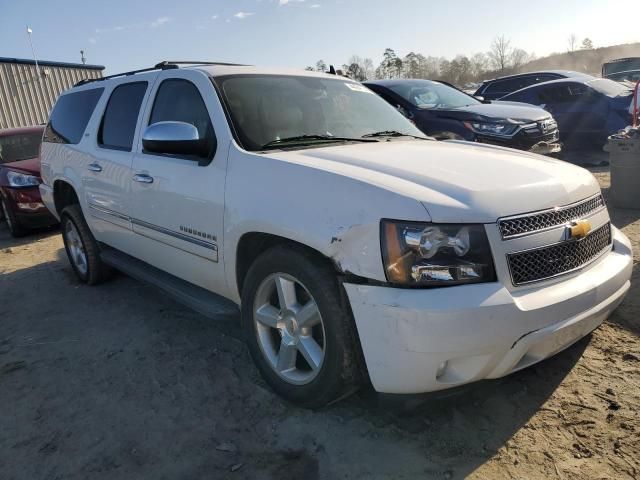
[61,204,113,285]
[1,198,26,237]
[241,246,362,408]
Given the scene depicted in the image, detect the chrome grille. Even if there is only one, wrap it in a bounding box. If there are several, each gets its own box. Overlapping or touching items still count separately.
[508,223,611,285]
[499,194,606,239]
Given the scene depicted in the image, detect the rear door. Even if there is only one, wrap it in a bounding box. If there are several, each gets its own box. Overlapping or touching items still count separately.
[128,69,229,294]
[82,75,157,250]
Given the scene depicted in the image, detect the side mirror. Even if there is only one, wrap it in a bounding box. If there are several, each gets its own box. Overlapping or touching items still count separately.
[142,121,213,164]
[475,96,490,103]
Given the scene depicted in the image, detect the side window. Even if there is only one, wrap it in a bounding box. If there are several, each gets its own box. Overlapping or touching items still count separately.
[515,76,538,90]
[503,90,532,104]
[540,84,587,104]
[485,78,522,96]
[149,79,213,144]
[44,88,104,144]
[536,74,560,83]
[484,80,507,94]
[99,82,148,151]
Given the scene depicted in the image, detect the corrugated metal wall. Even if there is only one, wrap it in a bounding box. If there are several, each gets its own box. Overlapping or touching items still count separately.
[0,62,102,129]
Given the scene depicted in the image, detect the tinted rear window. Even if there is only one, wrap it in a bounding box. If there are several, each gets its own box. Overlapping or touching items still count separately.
[0,132,42,164]
[44,88,104,144]
[99,82,148,151]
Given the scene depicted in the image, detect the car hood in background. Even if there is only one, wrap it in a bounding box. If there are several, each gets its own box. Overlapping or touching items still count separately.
[420,102,550,124]
[267,140,599,223]
[1,157,41,176]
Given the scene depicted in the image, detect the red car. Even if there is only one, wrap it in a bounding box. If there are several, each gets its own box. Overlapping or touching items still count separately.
[0,126,58,237]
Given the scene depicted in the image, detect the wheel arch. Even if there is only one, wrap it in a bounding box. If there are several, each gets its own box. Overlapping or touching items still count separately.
[235,232,339,299]
[53,179,80,217]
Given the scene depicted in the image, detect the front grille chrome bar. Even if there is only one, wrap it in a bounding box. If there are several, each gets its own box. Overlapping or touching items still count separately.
[498,194,606,239]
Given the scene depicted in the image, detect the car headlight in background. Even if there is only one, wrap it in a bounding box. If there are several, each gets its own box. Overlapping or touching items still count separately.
[6,171,40,188]
[381,220,495,286]
[463,121,518,136]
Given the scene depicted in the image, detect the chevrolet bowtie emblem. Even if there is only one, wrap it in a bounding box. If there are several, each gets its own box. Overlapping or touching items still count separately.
[567,220,592,240]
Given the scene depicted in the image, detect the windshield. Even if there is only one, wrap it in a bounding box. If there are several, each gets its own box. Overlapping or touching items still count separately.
[588,78,632,97]
[0,132,42,164]
[386,81,481,109]
[216,75,426,151]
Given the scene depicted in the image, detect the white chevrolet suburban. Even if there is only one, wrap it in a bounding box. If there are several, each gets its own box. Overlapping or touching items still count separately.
[40,62,633,407]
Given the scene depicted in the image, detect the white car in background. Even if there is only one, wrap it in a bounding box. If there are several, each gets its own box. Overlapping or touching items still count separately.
[39,62,632,407]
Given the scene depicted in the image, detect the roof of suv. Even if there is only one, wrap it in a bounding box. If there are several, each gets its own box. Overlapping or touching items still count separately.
[74,62,347,88]
[193,64,341,79]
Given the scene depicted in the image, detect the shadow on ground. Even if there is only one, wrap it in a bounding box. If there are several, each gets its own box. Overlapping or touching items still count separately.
[0,231,588,479]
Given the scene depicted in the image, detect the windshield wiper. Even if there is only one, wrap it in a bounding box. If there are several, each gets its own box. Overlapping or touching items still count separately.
[261,135,377,150]
[361,130,427,140]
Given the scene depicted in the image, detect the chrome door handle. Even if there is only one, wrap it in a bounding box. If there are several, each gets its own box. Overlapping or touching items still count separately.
[133,174,154,184]
[88,163,102,172]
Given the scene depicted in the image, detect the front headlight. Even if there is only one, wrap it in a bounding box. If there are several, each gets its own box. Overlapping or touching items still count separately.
[7,171,40,188]
[381,220,495,286]
[463,121,518,136]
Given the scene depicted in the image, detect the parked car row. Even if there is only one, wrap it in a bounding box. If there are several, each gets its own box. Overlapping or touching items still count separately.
[365,79,561,154]
[31,61,632,407]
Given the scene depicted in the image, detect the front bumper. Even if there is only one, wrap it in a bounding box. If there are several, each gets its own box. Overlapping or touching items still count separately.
[344,226,632,394]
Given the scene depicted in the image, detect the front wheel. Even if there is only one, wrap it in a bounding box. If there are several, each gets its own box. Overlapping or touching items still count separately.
[241,246,362,408]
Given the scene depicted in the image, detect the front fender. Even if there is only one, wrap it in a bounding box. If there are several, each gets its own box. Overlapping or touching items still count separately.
[223,148,430,302]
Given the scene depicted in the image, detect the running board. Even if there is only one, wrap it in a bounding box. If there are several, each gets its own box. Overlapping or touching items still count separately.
[100,248,239,318]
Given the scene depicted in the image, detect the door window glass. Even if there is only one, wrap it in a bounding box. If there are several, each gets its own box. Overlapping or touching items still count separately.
[149,79,213,142]
[99,82,148,151]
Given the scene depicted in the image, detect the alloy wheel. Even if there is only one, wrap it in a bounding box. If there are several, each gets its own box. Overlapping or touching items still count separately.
[253,273,326,385]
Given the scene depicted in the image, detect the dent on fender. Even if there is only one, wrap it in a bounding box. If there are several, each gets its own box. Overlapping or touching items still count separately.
[327,223,381,278]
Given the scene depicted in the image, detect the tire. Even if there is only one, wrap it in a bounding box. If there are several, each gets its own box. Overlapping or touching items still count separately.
[1,198,26,238]
[60,204,113,285]
[241,245,362,408]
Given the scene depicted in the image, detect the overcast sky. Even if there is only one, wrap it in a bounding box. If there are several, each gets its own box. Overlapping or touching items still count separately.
[2,0,639,74]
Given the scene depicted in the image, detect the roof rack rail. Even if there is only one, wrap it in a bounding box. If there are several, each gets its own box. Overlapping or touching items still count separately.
[156,60,250,67]
[74,63,177,87]
[74,60,251,87]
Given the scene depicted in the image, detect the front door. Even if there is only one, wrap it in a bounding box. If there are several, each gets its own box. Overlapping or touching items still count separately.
[128,69,229,295]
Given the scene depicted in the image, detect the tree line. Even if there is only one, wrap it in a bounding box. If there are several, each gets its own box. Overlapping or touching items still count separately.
[306,35,595,86]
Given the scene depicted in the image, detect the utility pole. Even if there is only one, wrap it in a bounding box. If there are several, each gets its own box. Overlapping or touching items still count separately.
[26,26,41,80]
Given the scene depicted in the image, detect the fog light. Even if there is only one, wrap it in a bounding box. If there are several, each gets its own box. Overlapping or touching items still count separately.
[436,360,448,379]
[17,202,44,211]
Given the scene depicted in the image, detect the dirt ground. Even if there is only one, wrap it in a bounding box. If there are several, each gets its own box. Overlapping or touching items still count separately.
[0,166,638,480]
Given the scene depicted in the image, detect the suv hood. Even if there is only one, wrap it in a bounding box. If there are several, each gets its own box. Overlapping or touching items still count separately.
[266,140,599,223]
[424,102,550,124]
[1,157,41,175]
